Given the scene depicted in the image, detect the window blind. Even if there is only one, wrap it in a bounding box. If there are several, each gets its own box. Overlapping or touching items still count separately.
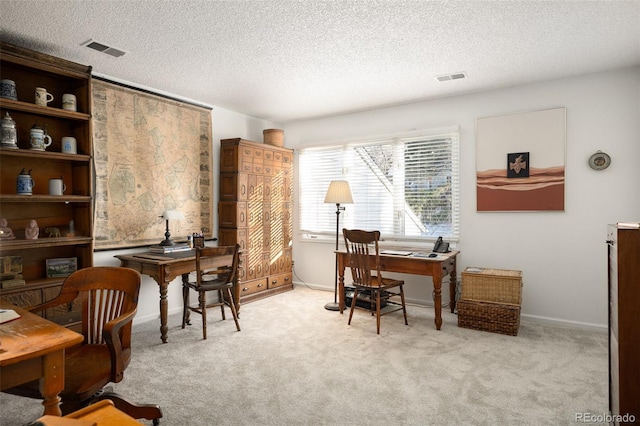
[299,129,460,243]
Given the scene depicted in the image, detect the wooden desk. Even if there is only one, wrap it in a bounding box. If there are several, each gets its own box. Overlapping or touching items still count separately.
[115,251,240,343]
[0,303,83,417]
[336,250,459,330]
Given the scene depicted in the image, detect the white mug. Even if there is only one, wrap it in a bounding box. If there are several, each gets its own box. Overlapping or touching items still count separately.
[61,136,77,154]
[48,178,67,196]
[62,93,77,111]
[35,87,54,106]
[30,127,52,151]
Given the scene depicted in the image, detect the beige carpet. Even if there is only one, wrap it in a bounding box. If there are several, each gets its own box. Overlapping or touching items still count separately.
[1,285,609,425]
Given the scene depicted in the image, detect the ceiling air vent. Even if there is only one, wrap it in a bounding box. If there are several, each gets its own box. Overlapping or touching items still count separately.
[82,39,127,58]
[436,72,467,82]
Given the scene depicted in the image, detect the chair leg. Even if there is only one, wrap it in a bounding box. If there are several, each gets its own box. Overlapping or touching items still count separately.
[225,288,241,331]
[375,289,382,334]
[96,390,163,424]
[400,285,408,325]
[182,285,191,328]
[218,289,227,320]
[348,288,359,325]
[199,290,207,340]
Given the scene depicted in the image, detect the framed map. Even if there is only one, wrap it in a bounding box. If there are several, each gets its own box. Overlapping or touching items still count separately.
[92,79,213,250]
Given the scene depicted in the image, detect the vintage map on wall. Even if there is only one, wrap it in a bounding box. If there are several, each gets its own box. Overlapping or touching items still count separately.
[92,79,213,250]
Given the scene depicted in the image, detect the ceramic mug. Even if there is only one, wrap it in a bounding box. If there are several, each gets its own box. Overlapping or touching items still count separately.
[0,79,17,100]
[35,87,54,106]
[30,128,52,150]
[48,178,67,196]
[61,136,77,154]
[62,93,77,111]
[17,173,35,195]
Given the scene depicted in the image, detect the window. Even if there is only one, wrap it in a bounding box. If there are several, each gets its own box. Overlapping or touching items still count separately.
[299,128,460,243]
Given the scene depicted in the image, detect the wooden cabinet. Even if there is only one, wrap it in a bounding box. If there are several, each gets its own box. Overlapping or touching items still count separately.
[607,224,640,424]
[0,42,93,328]
[219,138,293,304]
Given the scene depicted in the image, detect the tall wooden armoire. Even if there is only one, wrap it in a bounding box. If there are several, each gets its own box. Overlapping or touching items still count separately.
[218,138,293,306]
[607,223,640,424]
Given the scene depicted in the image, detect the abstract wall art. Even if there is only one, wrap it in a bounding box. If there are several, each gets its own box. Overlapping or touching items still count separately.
[476,107,566,212]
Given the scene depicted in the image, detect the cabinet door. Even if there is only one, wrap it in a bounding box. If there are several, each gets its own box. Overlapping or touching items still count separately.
[219,202,246,228]
[220,145,239,173]
[248,174,264,201]
[220,173,247,201]
[218,228,248,250]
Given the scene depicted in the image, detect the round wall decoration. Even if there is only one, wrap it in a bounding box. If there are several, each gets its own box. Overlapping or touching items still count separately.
[588,151,611,170]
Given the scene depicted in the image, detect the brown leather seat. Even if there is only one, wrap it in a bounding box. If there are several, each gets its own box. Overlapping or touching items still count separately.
[182,245,241,339]
[342,229,408,334]
[3,267,163,424]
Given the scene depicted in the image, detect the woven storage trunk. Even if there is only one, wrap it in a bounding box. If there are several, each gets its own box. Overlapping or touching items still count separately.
[457,299,521,336]
[458,267,522,335]
[461,267,522,304]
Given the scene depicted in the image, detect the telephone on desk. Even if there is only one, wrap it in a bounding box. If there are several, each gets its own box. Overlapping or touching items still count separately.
[432,236,450,253]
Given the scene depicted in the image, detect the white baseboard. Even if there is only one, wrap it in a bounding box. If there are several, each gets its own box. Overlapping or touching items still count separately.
[293,282,608,332]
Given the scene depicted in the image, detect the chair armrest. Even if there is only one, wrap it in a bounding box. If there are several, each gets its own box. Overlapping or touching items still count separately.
[25,292,77,313]
[102,308,137,382]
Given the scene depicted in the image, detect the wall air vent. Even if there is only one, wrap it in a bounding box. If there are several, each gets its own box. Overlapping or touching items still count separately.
[82,39,127,58]
[436,72,467,82]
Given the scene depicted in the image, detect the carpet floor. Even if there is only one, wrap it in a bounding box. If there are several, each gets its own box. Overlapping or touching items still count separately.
[1,285,609,425]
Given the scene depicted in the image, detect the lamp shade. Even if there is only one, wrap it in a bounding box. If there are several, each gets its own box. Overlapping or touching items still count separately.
[162,210,185,220]
[324,180,353,204]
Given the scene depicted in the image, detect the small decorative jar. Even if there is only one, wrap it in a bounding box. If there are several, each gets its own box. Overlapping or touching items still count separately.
[17,168,34,195]
[1,112,18,149]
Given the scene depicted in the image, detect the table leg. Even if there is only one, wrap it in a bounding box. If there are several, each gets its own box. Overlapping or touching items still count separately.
[40,350,64,416]
[182,273,191,326]
[433,277,442,330]
[449,260,458,313]
[159,282,169,344]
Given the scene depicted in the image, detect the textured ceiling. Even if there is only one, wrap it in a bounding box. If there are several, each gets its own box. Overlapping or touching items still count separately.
[1,0,639,123]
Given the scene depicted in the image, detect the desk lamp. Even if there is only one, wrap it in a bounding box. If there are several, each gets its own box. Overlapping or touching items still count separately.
[159,210,185,246]
[323,180,353,311]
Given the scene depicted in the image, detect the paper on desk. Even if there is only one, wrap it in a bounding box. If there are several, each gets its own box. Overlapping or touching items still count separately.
[0,309,21,324]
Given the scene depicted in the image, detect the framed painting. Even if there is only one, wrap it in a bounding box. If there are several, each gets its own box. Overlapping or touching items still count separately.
[476,107,566,211]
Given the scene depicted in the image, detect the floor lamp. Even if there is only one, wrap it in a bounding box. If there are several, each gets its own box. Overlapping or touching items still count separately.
[324,180,353,311]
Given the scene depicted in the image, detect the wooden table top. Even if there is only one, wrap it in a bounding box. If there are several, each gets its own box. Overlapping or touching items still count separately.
[0,302,83,367]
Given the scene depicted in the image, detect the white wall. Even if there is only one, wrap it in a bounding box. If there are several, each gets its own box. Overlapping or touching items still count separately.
[284,66,640,329]
[94,67,638,331]
[94,106,279,325]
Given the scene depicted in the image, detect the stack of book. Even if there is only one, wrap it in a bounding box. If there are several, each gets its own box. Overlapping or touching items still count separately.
[149,243,191,254]
[1,256,25,289]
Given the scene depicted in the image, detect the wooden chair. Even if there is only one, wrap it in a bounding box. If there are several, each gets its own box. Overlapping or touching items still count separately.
[342,229,408,334]
[4,267,163,424]
[182,245,241,339]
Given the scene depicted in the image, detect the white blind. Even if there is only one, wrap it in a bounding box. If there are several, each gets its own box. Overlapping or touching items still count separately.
[299,130,460,243]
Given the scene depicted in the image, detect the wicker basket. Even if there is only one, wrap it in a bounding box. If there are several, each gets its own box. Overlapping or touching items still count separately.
[263,129,284,147]
[461,267,522,304]
[457,299,521,336]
